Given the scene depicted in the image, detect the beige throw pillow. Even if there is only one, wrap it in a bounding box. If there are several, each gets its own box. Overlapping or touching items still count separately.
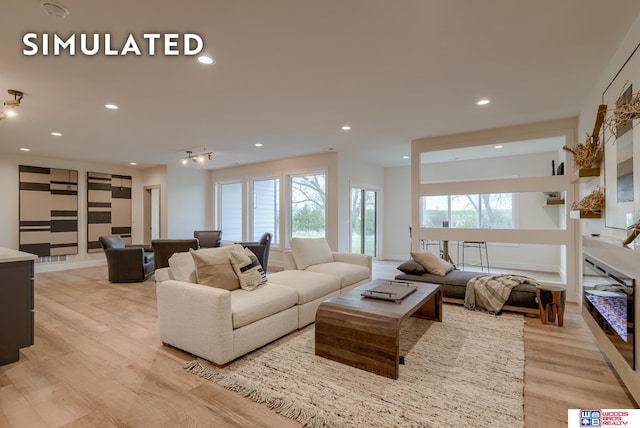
[410,251,454,276]
[289,238,334,270]
[229,248,268,291]
[190,245,243,291]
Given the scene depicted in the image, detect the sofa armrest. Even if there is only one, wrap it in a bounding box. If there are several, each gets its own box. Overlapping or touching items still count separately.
[156,280,234,365]
[282,250,298,270]
[332,252,372,277]
[154,267,174,282]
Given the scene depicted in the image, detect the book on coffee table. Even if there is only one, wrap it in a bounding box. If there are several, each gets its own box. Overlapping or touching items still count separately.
[361,280,418,303]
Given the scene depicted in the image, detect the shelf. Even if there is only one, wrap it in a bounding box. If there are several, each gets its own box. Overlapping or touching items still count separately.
[570,210,602,219]
[544,199,565,206]
[570,167,600,183]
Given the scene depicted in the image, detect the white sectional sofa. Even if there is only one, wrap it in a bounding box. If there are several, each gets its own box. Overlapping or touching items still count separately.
[155,238,371,365]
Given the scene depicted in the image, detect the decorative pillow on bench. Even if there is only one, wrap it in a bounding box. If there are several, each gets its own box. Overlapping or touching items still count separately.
[410,251,454,276]
[396,259,426,275]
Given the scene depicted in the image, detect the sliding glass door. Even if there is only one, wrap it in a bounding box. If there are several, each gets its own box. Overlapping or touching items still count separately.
[350,188,377,257]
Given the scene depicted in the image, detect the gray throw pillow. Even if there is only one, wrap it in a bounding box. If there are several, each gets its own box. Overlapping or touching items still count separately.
[396,259,426,275]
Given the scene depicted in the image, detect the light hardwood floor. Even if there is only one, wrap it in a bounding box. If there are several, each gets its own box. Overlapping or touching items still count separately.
[0,263,635,427]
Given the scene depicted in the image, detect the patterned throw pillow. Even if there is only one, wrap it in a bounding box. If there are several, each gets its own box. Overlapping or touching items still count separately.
[229,247,268,291]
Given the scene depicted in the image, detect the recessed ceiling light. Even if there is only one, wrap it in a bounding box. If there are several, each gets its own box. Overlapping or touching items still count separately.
[494,145,503,149]
[198,55,215,65]
[105,104,118,110]
[50,132,62,136]
[20,148,30,152]
[129,162,137,166]
[341,125,351,131]
[6,110,17,118]
[476,98,491,106]
[403,156,409,159]
[40,1,70,19]
[255,143,263,147]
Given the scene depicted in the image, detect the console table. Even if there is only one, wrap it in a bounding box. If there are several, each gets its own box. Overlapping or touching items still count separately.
[0,248,37,366]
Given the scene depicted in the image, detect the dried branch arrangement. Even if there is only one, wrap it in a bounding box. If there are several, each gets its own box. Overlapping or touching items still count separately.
[562,136,603,169]
[571,187,605,213]
[563,104,606,169]
[605,83,640,139]
[622,219,640,246]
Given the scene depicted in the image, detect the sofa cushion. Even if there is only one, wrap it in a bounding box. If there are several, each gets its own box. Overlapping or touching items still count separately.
[396,259,426,275]
[229,247,267,291]
[410,251,453,276]
[190,245,243,291]
[305,262,370,288]
[267,270,340,304]
[289,238,334,270]
[168,251,197,283]
[230,283,298,329]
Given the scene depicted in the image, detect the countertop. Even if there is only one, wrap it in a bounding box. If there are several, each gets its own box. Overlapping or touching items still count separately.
[0,247,38,263]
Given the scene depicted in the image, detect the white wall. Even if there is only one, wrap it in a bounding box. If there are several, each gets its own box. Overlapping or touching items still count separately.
[383,166,411,260]
[337,153,385,254]
[165,163,209,238]
[576,11,640,405]
[0,153,144,272]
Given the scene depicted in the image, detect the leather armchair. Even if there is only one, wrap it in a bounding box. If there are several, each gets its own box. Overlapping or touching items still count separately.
[99,235,155,283]
[194,230,222,248]
[236,232,272,271]
[151,239,199,269]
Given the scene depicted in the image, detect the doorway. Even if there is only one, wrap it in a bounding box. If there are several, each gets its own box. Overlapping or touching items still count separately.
[143,185,161,244]
[350,187,377,257]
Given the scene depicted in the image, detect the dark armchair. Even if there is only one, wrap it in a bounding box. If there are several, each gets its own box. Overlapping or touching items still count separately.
[194,230,222,248]
[99,235,155,283]
[236,232,272,271]
[151,238,199,269]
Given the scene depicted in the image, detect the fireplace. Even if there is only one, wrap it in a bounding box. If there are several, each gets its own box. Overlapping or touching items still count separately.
[583,254,635,369]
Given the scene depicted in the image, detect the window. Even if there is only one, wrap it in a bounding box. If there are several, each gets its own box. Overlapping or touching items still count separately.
[251,178,279,244]
[290,173,326,239]
[220,182,243,241]
[421,193,513,229]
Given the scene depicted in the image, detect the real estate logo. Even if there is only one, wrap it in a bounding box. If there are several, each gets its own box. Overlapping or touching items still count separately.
[22,32,204,56]
[580,409,601,427]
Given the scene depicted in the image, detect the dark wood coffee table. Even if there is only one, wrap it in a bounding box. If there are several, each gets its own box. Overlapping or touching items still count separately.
[315,279,442,379]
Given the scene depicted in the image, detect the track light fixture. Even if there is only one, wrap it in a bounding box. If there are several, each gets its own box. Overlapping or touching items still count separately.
[181,149,213,165]
[0,89,24,121]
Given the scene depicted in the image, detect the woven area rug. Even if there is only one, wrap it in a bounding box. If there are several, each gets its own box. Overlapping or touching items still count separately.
[184,305,525,428]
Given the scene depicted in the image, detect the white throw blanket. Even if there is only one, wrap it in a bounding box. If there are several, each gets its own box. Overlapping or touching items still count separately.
[465,274,540,314]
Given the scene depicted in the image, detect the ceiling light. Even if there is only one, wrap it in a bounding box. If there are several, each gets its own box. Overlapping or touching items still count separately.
[0,89,24,122]
[20,148,30,152]
[341,125,351,131]
[40,1,70,19]
[476,98,491,106]
[494,145,503,149]
[105,104,118,110]
[403,156,409,159]
[255,143,263,147]
[182,149,213,165]
[51,131,62,136]
[129,162,137,166]
[198,55,215,65]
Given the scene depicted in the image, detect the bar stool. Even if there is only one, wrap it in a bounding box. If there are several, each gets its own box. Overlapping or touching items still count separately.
[461,241,489,272]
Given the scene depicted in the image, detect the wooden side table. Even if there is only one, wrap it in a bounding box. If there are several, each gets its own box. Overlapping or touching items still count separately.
[536,285,566,326]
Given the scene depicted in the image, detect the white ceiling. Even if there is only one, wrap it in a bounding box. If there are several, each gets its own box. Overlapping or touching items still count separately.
[1,0,639,170]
